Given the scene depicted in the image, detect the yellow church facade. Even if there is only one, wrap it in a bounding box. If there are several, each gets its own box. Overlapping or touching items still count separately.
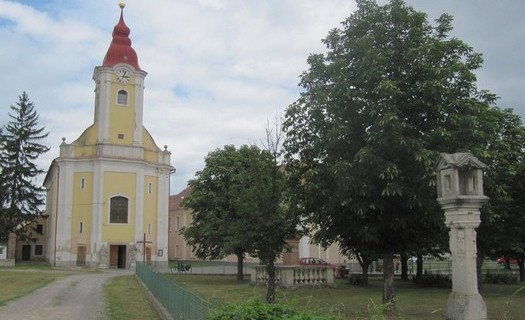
[44,4,173,269]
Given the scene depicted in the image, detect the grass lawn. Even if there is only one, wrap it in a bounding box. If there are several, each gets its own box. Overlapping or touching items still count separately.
[104,275,160,320]
[0,270,59,306]
[167,274,525,319]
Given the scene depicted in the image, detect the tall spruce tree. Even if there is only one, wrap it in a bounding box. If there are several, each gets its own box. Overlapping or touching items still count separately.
[0,92,49,242]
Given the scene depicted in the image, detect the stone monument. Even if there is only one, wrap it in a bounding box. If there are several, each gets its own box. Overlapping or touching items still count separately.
[99,244,108,269]
[435,153,488,320]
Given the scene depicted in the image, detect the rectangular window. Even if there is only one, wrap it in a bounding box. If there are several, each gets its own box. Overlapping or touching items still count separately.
[148,183,152,194]
[148,223,151,235]
[36,224,43,234]
[79,222,83,234]
[118,134,124,139]
[34,245,43,256]
[176,216,180,231]
[81,178,85,189]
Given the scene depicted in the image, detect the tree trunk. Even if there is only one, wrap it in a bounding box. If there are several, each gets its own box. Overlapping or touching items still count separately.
[360,261,370,287]
[236,253,244,281]
[382,252,395,311]
[400,252,408,280]
[415,253,423,283]
[519,261,525,282]
[266,256,277,303]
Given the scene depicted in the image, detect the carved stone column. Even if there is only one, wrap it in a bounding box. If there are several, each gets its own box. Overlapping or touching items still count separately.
[435,153,488,320]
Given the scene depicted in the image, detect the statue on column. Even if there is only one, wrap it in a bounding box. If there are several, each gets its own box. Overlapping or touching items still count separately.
[99,244,108,268]
[128,244,138,268]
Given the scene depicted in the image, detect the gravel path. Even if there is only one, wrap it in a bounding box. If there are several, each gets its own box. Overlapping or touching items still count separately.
[0,269,133,320]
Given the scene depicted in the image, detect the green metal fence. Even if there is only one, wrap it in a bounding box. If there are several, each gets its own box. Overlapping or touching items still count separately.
[136,262,217,320]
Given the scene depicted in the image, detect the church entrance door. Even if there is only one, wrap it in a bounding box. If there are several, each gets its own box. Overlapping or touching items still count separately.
[77,246,86,266]
[109,245,127,269]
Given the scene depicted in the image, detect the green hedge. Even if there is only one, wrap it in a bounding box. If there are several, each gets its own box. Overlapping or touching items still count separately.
[415,271,452,288]
[484,271,518,285]
[208,298,336,320]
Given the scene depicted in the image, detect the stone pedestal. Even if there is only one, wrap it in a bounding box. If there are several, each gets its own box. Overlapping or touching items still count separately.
[446,292,486,320]
[441,199,487,320]
[435,153,488,320]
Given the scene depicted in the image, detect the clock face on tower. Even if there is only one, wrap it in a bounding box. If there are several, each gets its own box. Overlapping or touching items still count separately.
[116,68,131,84]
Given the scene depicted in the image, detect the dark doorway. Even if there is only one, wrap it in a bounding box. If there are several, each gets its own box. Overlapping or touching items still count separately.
[22,245,31,260]
[109,245,127,269]
[77,246,86,266]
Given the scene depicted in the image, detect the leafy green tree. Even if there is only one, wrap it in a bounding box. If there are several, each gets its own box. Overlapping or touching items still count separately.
[476,108,525,282]
[0,92,49,242]
[283,0,497,306]
[182,143,298,302]
[181,145,256,281]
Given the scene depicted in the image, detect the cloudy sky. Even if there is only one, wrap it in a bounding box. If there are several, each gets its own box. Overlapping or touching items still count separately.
[0,0,523,194]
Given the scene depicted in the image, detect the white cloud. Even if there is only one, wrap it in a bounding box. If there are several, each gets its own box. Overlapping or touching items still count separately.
[1,0,524,194]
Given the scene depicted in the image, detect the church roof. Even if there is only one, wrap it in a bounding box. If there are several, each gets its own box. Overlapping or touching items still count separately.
[435,152,487,171]
[102,3,141,70]
[170,186,192,211]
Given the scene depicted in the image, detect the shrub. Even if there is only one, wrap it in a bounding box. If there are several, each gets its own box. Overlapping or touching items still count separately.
[483,271,518,285]
[415,271,452,288]
[208,298,336,320]
[348,274,365,286]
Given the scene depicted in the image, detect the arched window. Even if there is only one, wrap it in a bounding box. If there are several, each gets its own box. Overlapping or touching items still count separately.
[117,90,128,105]
[110,196,128,223]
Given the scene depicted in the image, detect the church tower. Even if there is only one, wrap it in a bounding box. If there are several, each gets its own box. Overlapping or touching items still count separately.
[44,3,173,269]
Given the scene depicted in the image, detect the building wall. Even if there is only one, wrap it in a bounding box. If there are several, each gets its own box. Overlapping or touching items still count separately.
[0,244,6,260]
[299,236,349,265]
[15,216,48,261]
[102,171,136,243]
[167,188,345,265]
[109,78,136,145]
[71,172,93,257]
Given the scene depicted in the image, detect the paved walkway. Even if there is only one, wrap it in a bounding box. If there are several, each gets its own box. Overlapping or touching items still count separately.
[0,269,133,320]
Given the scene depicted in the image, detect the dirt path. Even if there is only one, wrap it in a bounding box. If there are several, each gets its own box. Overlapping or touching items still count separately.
[0,269,132,320]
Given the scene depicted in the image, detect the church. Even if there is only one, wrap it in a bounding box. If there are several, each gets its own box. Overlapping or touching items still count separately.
[43,3,173,269]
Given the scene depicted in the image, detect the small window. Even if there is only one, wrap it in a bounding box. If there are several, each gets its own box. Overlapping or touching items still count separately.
[34,245,43,256]
[81,178,85,189]
[148,223,151,235]
[110,196,129,223]
[148,183,152,194]
[176,216,180,231]
[118,134,124,139]
[36,224,43,235]
[79,222,84,234]
[117,90,128,105]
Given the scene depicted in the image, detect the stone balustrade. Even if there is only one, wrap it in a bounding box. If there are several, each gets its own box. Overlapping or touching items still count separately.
[251,265,334,288]
[59,141,171,166]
